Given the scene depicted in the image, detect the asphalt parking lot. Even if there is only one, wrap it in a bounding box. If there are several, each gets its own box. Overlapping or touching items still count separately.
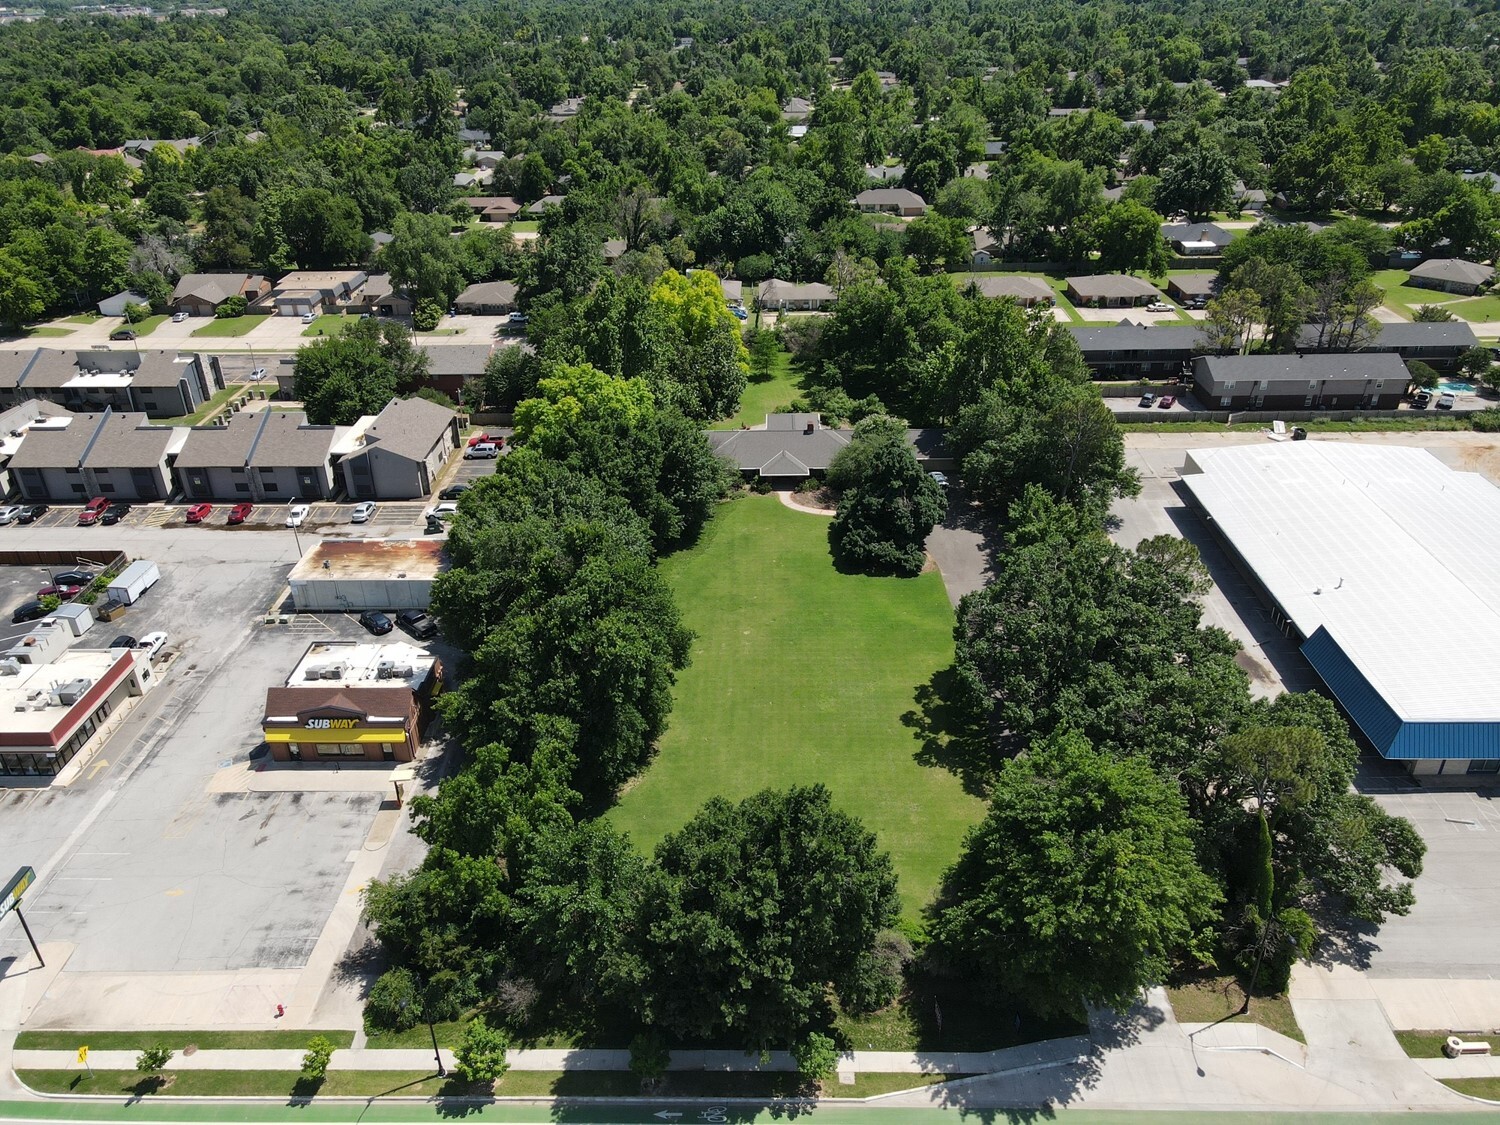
[0,531,414,979]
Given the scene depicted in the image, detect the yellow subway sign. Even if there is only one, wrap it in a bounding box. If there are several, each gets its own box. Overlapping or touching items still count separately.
[2,866,34,915]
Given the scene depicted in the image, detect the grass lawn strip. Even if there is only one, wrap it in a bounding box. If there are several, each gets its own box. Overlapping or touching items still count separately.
[191,314,272,338]
[710,347,803,430]
[1440,294,1500,322]
[17,1069,959,1099]
[301,314,350,338]
[23,326,71,337]
[154,384,244,427]
[129,314,169,337]
[608,495,985,916]
[15,1030,355,1051]
[1120,416,1482,434]
[1443,1078,1500,1100]
[1166,974,1304,1043]
[1394,1029,1486,1058]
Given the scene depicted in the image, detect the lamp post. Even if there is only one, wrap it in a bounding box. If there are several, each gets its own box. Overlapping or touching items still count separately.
[397,992,446,1078]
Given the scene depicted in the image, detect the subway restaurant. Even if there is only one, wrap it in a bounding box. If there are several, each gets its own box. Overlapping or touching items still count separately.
[261,686,420,763]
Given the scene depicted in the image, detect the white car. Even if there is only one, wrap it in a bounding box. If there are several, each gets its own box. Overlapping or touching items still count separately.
[1145,301,1174,312]
[0,505,22,525]
[286,503,311,528]
[171,311,188,323]
[928,471,949,488]
[426,502,458,520]
[350,502,377,523]
[136,631,169,658]
[300,312,316,324]
[248,367,266,382]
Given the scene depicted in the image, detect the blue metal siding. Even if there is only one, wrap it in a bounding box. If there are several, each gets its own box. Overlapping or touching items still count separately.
[1300,627,1402,754]
[1301,627,1500,760]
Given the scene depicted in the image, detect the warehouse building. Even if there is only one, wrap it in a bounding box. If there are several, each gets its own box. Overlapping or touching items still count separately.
[288,539,443,612]
[1181,442,1500,777]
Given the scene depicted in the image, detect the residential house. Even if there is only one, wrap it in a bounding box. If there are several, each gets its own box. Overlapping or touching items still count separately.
[418,344,494,400]
[781,97,813,121]
[1161,222,1233,255]
[1232,180,1268,212]
[602,239,627,264]
[961,275,1055,306]
[525,194,566,216]
[706,413,952,485]
[97,290,148,318]
[1166,273,1217,304]
[9,409,185,503]
[462,196,522,223]
[1406,258,1495,296]
[174,410,342,502]
[1296,320,1479,373]
[267,271,369,317]
[854,188,927,216]
[963,162,992,181]
[0,349,216,419]
[353,273,413,318]
[1066,275,1162,308]
[170,273,270,317]
[864,164,905,182]
[122,137,199,158]
[1191,353,1410,410]
[453,169,493,190]
[971,229,1000,268]
[983,141,1006,158]
[470,150,506,169]
[721,279,744,307]
[457,127,491,146]
[338,397,461,500]
[1067,323,1202,377]
[453,281,518,316]
[545,97,584,122]
[757,279,837,312]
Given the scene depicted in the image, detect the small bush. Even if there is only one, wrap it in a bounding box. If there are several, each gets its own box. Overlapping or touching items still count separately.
[135,1045,174,1073]
[1472,408,1500,432]
[629,1032,671,1090]
[794,478,821,494]
[123,302,151,324]
[413,299,444,331]
[792,1032,840,1081]
[364,967,422,1031]
[215,295,247,318]
[453,1018,509,1084]
[301,1036,336,1080]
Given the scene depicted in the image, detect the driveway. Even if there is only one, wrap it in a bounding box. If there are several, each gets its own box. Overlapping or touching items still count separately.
[925,488,998,607]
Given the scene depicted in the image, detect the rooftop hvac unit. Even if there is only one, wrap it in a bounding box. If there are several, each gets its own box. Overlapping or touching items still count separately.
[303,665,327,680]
[387,663,413,680]
[16,689,45,711]
[320,663,347,680]
[51,678,93,705]
[375,659,394,679]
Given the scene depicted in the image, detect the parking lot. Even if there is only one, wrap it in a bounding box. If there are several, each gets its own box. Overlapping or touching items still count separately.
[0,524,449,1027]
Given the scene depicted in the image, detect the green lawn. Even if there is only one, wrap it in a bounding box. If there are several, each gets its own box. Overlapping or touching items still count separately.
[1371,268,1456,320]
[300,314,349,337]
[15,1030,354,1051]
[505,220,540,234]
[415,327,463,335]
[609,495,985,916]
[1394,1030,1459,1058]
[22,326,71,337]
[1440,294,1500,323]
[1443,1078,1500,1100]
[1166,973,1304,1043]
[191,314,271,338]
[155,384,242,426]
[128,313,169,337]
[64,313,101,323]
[710,348,803,430]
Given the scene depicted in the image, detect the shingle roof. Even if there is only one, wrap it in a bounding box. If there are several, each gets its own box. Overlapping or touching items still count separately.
[454,280,518,308]
[351,397,456,463]
[264,685,414,723]
[8,411,101,468]
[174,411,262,469]
[172,273,252,305]
[1167,272,1218,296]
[854,187,927,209]
[123,352,198,388]
[1162,222,1232,247]
[705,425,850,476]
[81,412,180,468]
[1198,353,1410,387]
[248,410,339,468]
[1066,274,1161,299]
[962,275,1054,302]
[758,279,836,304]
[1408,258,1495,286]
[1067,323,1203,353]
[1296,321,1479,351]
[419,345,493,377]
[0,348,38,389]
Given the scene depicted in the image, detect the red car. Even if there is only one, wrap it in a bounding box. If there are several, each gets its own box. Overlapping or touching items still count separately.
[467,431,504,448]
[1158,394,1176,409]
[37,583,83,599]
[227,501,254,525]
[77,497,110,525]
[185,502,214,523]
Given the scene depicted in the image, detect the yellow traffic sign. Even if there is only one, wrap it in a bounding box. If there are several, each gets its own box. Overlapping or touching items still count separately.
[77,1046,88,1063]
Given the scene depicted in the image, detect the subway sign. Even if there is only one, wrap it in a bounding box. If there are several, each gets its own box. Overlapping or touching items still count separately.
[305,718,360,730]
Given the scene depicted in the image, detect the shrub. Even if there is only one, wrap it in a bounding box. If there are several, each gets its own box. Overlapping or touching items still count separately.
[836,929,912,1014]
[493,976,540,1026]
[364,967,422,1031]
[792,1032,840,1081]
[751,478,773,494]
[413,299,444,331]
[1471,408,1500,432]
[215,295,247,318]
[453,1018,509,1084]
[629,1032,671,1088]
[794,478,821,494]
[135,1045,174,1073]
[301,1036,336,1080]
[38,594,60,612]
[123,302,151,324]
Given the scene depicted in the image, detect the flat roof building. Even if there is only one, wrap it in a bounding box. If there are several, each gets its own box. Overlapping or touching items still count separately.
[1180,442,1500,776]
[288,539,444,612]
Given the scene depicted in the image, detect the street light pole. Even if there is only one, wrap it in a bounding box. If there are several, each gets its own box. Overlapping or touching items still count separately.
[427,1015,446,1077]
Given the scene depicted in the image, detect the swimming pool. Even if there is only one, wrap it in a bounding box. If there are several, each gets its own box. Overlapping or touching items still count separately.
[1437,380,1475,393]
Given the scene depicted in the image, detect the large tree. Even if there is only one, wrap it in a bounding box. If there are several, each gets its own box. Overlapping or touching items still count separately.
[292,319,429,425]
[383,210,466,307]
[828,437,945,577]
[1093,200,1171,275]
[929,731,1220,1016]
[281,188,372,269]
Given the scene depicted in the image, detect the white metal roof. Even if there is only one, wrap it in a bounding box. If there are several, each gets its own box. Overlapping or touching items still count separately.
[1181,442,1500,722]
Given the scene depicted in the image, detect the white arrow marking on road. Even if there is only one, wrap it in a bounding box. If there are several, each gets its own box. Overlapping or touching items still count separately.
[655,1114,683,1121]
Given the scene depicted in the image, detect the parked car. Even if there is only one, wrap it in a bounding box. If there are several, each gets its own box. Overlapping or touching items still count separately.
[286,503,310,528]
[171,311,188,323]
[248,367,266,381]
[109,634,138,649]
[11,599,47,624]
[185,502,214,523]
[350,501,377,523]
[1138,392,1157,408]
[227,501,254,524]
[928,471,949,487]
[1144,301,1173,312]
[15,504,48,524]
[78,497,110,525]
[396,609,438,639]
[300,312,316,324]
[36,584,82,600]
[1412,390,1432,409]
[108,327,136,341]
[100,502,131,525]
[1158,394,1176,408]
[426,502,458,520]
[731,306,748,320]
[1437,392,1457,410]
[464,442,500,459]
[358,610,394,636]
[467,431,498,447]
[438,484,470,501]
[136,631,169,657]
[51,570,95,587]
[0,504,21,525]
[508,311,528,325]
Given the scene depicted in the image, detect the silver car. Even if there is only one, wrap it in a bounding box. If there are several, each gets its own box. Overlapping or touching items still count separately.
[350,502,377,523]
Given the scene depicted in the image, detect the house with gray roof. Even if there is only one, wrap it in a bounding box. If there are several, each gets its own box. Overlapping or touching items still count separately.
[854,187,927,216]
[1065,274,1162,308]
[1406,258,1495,296]
[864,163,905,182]
[1161,222,1233,255]
[354,273,413,317]
[267,270,369,317]
[419,344,494,399]
[1066,323,1203,376]
[1166,273,1217,303]
[338,397,461,499]
[0,349,215,418]
[454,280,518,315]
[758,279,837,312]
[706,414,952,484]
[1296,320,1479,371]
[781,97,813,121]
[174,410,342,502]
[9,409,185,502]
[960,275,1055,306]
[1192,353,1409,410]
[171,272,270,317]
[524,194,566,216]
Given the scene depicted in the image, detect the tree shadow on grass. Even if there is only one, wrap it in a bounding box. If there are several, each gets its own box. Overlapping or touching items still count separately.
[903,666,994,799]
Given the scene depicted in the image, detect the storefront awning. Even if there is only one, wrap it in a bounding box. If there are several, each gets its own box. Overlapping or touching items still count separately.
[264,728,406,744]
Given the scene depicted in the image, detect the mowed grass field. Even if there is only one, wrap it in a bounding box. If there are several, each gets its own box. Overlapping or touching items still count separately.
[609,496,985,915]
